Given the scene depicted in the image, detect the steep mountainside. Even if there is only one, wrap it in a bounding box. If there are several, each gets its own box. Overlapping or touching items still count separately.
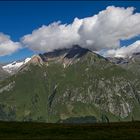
[0,66,9,81]
[0,46,140,123]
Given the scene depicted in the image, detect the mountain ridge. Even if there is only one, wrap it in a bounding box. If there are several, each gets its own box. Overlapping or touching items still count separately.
[0,46,140,123]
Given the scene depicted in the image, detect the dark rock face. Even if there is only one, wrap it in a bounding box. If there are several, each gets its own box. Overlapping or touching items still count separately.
[39,48,70,61]
[132,52,140,56]
[39,45,90,61]
[64,45,90,59]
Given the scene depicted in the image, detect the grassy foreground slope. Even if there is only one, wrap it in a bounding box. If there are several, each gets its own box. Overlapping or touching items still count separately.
[0,121,139,139]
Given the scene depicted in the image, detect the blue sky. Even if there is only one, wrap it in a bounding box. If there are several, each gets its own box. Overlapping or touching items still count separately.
[0,1,140,63]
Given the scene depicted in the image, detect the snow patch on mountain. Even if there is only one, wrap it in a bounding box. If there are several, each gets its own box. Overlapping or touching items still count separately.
[3,58,31,73]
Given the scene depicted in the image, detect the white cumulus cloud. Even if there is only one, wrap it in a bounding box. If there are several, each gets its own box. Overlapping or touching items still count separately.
[22,6,140,53]
[0,33,21,56]
[102,40,140,58]
[22,19,82,52]
[78,6,140,50]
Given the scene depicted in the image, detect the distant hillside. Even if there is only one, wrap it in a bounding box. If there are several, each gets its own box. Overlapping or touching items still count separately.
[108,52,140,75]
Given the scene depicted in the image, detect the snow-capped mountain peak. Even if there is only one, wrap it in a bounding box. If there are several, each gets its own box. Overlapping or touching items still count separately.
[3,58,31,74]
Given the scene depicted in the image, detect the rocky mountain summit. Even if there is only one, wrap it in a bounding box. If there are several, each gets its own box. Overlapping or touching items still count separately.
[0,45,140,123]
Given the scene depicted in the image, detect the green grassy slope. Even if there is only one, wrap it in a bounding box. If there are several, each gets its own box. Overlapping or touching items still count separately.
[0,52,140,122]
